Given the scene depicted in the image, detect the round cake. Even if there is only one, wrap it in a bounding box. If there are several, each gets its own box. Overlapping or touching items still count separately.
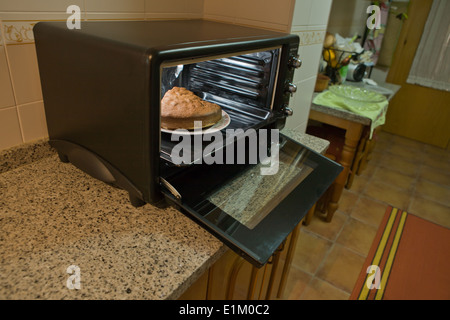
[161,87,222,130]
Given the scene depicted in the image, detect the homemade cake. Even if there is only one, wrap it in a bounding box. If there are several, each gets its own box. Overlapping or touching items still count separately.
[161,87,222,130]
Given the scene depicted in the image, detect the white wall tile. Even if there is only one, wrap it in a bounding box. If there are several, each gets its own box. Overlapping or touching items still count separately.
[6,44,42,105]
[233,18,288,32]
[86,0,145,12]
[0,0,84,12]
[185,0,204,14]
[285,76,316,130]
[0,46,15,109]
[236,0,293,26]
[86,13,145,20]
[144,0,203,14]
[2,21,37,44]
[17,101,48,142]
[0,107,23,151]
[291,0,312,27]
[308,0,333,26]
[145,0,185,13]
[293,43,323,82]
[204,0,293,32]
[203,0,238,19]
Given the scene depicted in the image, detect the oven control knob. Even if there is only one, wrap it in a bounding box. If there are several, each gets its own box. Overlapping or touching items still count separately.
[283,105,294,116]
[287,83,297,95]
[289,57,302,69]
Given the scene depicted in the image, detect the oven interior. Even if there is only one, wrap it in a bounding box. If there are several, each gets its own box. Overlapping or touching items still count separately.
[159,48,281,167]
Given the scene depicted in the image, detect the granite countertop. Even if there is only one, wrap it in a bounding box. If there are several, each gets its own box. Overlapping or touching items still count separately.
[0,130,328,300]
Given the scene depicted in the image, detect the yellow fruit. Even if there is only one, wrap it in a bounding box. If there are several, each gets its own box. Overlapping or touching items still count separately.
[323,33,335,48]
[330,59,338,68]
[323,49,336,62]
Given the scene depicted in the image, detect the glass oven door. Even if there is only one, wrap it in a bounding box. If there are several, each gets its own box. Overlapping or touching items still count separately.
[161,134,342,267]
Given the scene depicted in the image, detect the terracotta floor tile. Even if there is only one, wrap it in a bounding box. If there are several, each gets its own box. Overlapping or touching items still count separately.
[422,155,450,172]
[336,218,378,256]
[282,266,312,299]
[366,151,384,166]
[409,196,450,229]
[415,179,450,207]
[391,134,427,150]
[371,167,416,192]
[387,143,424,161]
[348,175,369,193]
[300,277,350,300]
[378,153,420,177]
[419,166,450,188]
[286,130,450,300]
[350,196,387,227]
[303,211,347,242]
[375,131,396,144]
[292,230,333,274]
[423,144,450,161]
[357,162,377,179]
[315,244,366,293]
[337,190,359,215]
[364,180,412,210]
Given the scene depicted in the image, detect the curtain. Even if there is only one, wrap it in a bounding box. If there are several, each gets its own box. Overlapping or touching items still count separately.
[406,0,450,92]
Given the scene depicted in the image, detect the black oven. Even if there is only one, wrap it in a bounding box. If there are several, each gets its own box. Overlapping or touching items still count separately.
[34,20,341,267]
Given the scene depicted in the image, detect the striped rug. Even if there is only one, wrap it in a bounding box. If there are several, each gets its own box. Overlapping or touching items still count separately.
[350,206,450,300]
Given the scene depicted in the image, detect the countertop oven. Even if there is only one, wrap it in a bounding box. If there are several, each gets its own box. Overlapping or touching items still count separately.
[34,20,342,267]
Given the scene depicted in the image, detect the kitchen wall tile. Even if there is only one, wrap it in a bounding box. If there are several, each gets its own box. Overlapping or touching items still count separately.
[144,0,203,15]
[0,107,23,151]
[184,0,204,14]
[17,102,47,143]
[145,0,186,13]
[202,13,236,25]
[86,13,145,20]
[0,0,84,12]
[2,21,37,45]
[144,12,202,20]
[17,101,48,142]
[203,0,238,20]
[86,0,145,12]
[144,0,203,19]
[6,43,43,105]
[205,0,293,33]
[308,0,333,26]
[85,0,145,20]
[291,0,312,27]
[236,0,293,26]
[233,18,288,32]
[0,12,79,21]
[0,46,16,109]
[285,75,316,131]
[293,43,323,82]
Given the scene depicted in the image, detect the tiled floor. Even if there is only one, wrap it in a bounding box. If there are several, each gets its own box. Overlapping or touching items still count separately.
[284,130,450,299]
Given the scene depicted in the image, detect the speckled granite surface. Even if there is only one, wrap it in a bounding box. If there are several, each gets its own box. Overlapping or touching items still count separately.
[0,131,328,300]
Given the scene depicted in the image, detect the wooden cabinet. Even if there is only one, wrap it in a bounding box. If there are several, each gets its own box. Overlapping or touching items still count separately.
[179,224,301,300]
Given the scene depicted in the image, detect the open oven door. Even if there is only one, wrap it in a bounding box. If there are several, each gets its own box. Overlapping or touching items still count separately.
[160,134,342,267]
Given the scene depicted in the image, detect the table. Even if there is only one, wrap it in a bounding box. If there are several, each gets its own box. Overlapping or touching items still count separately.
[306,81,400,223]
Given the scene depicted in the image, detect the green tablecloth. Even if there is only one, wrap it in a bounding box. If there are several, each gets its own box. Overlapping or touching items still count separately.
[313,90,388,139]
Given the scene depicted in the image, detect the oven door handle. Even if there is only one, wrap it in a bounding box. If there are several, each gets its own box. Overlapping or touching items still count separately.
[160,177,182,201]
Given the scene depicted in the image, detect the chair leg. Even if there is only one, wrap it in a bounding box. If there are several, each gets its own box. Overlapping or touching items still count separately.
[303,203,317,226]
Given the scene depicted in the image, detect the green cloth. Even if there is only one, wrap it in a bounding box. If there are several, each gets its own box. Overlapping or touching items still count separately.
[313,90,388,139]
